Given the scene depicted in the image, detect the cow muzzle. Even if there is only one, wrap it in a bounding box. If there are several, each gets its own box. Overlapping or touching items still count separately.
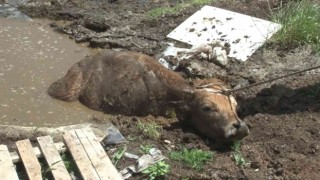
[225,120,250,140]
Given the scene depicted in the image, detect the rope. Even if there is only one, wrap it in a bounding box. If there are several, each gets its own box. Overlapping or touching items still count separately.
[227,64,320,93]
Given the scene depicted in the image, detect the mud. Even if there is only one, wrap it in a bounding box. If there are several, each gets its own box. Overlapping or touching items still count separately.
[0,18,107,126]
[1,0,320,179]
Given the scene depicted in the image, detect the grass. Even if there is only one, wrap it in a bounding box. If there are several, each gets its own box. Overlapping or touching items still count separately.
[127,134,139,141]
[142,161,170,180]
[137,120,163,139]
[231,141,241,152]
[61,152,80,178]
[147,0,215,18]
[147,4,185,18]
[191,0,215,6]
[270,0,320,53]
[39,158,53,180]
[111,146,126,166]
[231,141,247,167]
[169,148,213,170]
[140,144,155,154]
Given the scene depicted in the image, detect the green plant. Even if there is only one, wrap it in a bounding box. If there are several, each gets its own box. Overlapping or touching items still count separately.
[231,141,241,152]
[191,0,215,6]
[137,120,163,139]
[232,153,246,166]
[39,158,53,180]
[231,141,246,166]
[169,148,213,170]
[127,134,138,141]
[270,0,320,53]
[147,4,185,18]
[140,144,155,154]
[165,108,177,118]
[61,152,80,176]
[142,161,170,180]
[146,0,214,18]
[111,146,126,165]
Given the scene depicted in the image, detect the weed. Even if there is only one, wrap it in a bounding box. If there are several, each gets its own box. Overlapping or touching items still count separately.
[142,161,170,180]
[137,120,163,139]
[111,146,126,165]
[231,141,247,167]
[61,152,80,176]
[165,108,177,118]
[146,4,185,18]
[270,0,320,53]
[147,0,214,18]
[231,141,241,152]
[127,134,138,141]
[169,148,213,170]
[232,153,246,166]
[140,144,155,154]
[39,158,53,180]
[191,0,215,6]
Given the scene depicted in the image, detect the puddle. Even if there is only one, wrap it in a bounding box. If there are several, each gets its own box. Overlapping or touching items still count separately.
[0,18,106,127]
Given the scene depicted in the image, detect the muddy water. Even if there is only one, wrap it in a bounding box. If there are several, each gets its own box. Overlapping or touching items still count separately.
[0,18,106,127]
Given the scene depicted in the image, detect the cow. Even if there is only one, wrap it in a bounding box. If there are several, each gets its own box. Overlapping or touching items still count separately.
[48,50,249,142]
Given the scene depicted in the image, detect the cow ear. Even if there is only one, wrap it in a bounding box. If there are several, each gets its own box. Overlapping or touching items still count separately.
[174,102,193,125]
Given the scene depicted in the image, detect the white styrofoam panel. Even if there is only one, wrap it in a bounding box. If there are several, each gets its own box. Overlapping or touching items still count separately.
[167,6,282,61]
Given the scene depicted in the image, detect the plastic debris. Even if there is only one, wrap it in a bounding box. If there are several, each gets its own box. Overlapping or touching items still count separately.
[124,152,139,160]
[120,148,166,179]
[101,124,127,145]
[160,41,229,69]
[167,6,281,61]
[0,3,32,20]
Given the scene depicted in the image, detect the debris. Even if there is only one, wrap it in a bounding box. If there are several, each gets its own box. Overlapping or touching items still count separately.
[0,3,32,20]
[136,148,164,171]
[160,40,229,68]
[120,148,166,179]
[101,124,127,145]
[167,6,281,61]
[124,152,139,160]
[163,140,175,151]
[213,46,228,66]
[120,165,135,179]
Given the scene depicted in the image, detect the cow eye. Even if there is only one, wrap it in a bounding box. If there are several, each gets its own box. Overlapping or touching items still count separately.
[202,106,212,112]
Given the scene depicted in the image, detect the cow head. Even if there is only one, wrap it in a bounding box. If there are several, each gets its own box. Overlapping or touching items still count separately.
[176,80,249,143]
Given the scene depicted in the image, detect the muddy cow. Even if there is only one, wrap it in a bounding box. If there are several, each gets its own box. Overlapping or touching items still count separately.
[48,50,249,142]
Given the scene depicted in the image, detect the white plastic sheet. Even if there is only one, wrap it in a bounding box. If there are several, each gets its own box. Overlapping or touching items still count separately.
[167,6,281,61]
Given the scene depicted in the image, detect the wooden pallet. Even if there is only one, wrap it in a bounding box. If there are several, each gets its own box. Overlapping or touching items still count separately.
[0,128,123,180]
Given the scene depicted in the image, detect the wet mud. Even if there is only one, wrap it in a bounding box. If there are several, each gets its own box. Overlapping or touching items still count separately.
[0,18,106,126]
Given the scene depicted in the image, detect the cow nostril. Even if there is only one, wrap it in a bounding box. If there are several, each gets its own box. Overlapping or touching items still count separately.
[233,122,241,129]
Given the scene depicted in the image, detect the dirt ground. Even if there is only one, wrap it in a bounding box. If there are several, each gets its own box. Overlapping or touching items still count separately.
[11,0,320,179]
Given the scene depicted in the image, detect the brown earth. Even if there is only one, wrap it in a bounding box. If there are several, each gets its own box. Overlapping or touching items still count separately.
[9,0,320,179]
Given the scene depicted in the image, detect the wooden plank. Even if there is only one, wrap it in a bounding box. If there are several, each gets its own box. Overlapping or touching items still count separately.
[81,128,123,180]
[37,136,71,180]
[0,145,19,180]
[75,129,122,180]
[10,142,66,163]
[63,131,100,180]
[16,139,42,180]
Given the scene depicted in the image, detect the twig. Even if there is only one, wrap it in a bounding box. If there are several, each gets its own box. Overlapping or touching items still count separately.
[132,42,142,48]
